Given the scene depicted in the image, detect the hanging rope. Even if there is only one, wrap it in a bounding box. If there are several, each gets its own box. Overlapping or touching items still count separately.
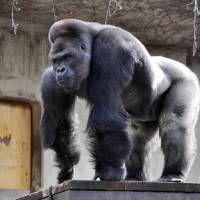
[192,0,200,56]
[11,0,20,34]
[105,0,122,24]
[51,0,57,21]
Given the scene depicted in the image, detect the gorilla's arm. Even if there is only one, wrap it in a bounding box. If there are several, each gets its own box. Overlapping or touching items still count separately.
[40,67,80,183]
[87,28,134,180]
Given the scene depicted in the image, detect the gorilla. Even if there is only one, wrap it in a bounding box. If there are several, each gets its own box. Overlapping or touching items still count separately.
[40,19,200,183]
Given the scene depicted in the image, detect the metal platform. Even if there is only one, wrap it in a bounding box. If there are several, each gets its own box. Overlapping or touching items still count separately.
[17,180,200,200]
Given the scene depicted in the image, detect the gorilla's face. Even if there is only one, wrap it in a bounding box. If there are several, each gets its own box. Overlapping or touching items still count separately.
[49,33,91,92]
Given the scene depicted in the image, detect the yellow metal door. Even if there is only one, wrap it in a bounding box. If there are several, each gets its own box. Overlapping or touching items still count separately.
[0,100,31,189]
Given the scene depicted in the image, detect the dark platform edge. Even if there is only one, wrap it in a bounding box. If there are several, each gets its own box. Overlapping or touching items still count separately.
[16,180,200,200]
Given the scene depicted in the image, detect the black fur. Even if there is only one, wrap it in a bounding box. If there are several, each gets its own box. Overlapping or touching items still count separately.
[40,19,200,183]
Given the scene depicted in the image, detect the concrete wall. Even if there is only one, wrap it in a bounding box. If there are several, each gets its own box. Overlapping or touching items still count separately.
[0,29,200,199]
[0,29,48,200]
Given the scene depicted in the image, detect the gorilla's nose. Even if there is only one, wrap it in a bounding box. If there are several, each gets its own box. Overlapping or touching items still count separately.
[56,65,74,80]
[56,66,67,75]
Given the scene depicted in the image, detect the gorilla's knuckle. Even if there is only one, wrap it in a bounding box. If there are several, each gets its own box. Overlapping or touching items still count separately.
[57,168,74,183]
[95,165,125,181]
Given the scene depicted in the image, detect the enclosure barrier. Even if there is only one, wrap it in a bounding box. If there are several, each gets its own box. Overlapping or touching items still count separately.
[17,180,200,200]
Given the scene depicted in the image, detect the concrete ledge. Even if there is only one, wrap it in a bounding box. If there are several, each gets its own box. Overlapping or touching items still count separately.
[16,180,200,200]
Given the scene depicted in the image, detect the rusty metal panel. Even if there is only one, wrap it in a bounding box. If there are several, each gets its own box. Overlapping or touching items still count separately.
[0,100,31,189]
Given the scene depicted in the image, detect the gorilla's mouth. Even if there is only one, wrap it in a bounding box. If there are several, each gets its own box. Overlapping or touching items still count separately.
[56,79,79,92]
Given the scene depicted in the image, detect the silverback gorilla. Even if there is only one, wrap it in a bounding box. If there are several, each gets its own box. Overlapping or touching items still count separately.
[40,19,200,183]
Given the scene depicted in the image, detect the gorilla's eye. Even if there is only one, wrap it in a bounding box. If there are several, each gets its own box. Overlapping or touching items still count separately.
[81,44,86,50]
[64,55,71,61]
[52,58,60,65]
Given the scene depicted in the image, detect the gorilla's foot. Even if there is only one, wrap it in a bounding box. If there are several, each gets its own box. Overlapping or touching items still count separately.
[94,165,125,181]
[57,167,74,184]
[125,177,142,181]
[125,176,146,181]
[125,172,147,181]
[155,175,184,183]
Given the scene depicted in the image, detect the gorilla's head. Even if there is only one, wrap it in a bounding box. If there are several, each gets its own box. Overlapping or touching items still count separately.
[48,19,94,92]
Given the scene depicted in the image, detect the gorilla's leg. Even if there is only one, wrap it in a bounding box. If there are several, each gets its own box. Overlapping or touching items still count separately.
[88,96,131,181]
[40,67,80,183]
[125,121,158,181]
[158,80,199,182]
[89,127,131,181]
